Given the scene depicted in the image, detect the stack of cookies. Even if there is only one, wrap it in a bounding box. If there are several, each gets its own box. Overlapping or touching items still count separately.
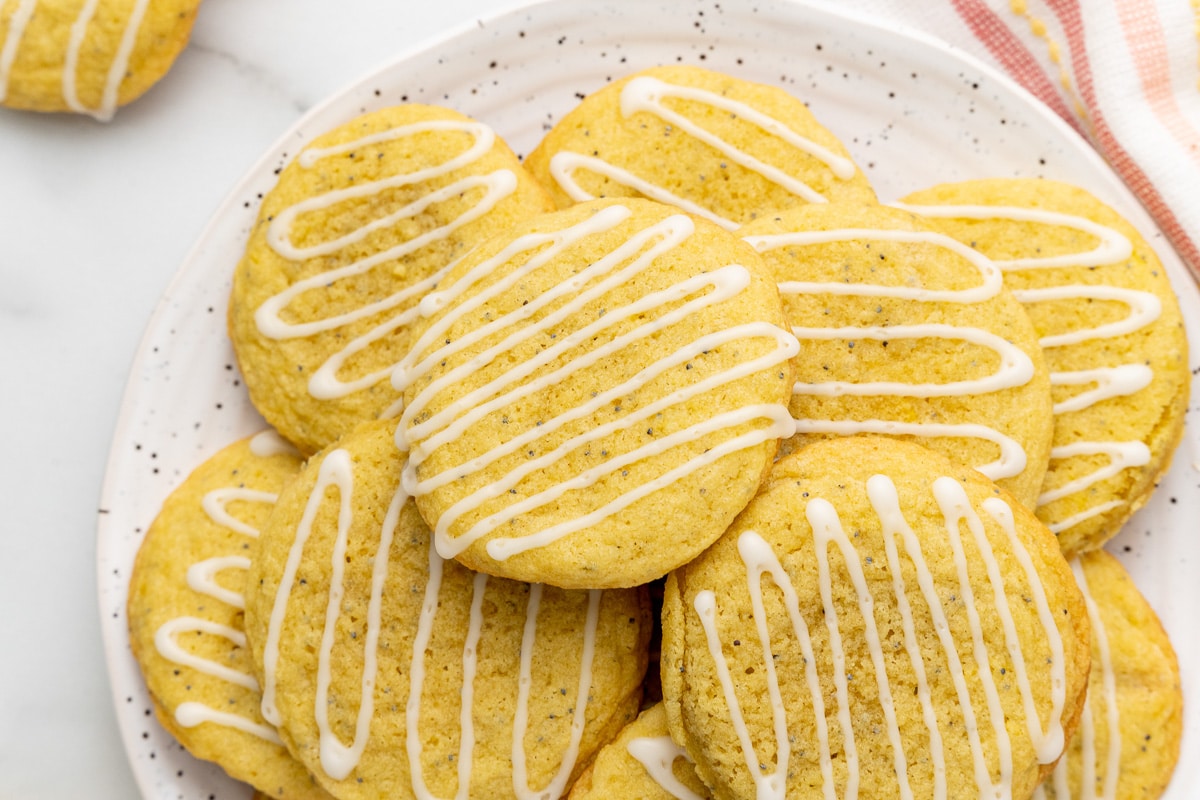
[128,65,1188,800]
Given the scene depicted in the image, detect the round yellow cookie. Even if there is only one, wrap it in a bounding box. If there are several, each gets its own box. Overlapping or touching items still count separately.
[243,418,651,800]
[568,703,709,800]
[739,201,1054,508]
[127,431,332,799]
[1037,549,1182,800]
[661,436,1091,800]
[0,0,200,119]
[228,104,554,454]
[524,65,876,230]
[395,197,796,590]
[899,178,1190,556]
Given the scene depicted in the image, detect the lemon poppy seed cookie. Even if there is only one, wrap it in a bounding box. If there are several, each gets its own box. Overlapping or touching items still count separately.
[661,436,1091,800]
[228,104,555,454]
[568,703,710,800]
[243,419,651,800]
[899,179,1189,556]
[524,65,876,230]
[0,0,200,119]
[127,432,332,799]
[1036,550,1182,800]
[394,198,797,590]
[739,202,1054,508]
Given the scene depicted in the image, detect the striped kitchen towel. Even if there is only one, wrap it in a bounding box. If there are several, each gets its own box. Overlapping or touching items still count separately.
[812,0,1200,283]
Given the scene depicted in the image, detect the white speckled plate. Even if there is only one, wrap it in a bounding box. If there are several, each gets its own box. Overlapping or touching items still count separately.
[97,0,1200,797]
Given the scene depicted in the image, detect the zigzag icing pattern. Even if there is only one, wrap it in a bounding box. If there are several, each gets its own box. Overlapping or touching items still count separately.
[746,227,1034,481]
[693,475,1068,799]
[253,119,518,403]
[1032,558,1120,800]
[259,442,603,791]
[894,201,1161,535]
[547,76,857,230]
[394,205,798,562]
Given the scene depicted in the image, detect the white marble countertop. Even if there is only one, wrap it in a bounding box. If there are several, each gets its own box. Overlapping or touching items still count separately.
[0,1,517,796]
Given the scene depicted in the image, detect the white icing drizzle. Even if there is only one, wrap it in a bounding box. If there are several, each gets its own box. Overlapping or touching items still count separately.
[397,211,705,444]
[1035,559,1120,800]
[261,449,355,728]
[406,541,601,799]
[546,74,859,226]
[406,542,486,800]
[511,588,602,800]
[805,501,910,800]
[895,201,1162,533]
[1050,365,1153,415]
[694,587,791,800]
[1,0,149,119]
[174,702,283,744]
[889,203,1133,271]
[0,0,37,103]
[789,323,1033,398]
[1012,286,1161,349]
[549,152,738,230]
[249,429,301,458]
[396,205,798,563]
[749,227,1033,482]
[1043,501,1125,536]
[931,479,1017,795]
[154,617,259,691]
[313,470,404,781]
[62,0,151,120]
[626,736,703,800]
[794,418,1026,481]
[1046,558,1121,800]
[185,555,251,609]
[746,228,1004,304]
[867,476,948,800]
[392,206,633,407]
[620,76,857,199]
[1038,442,1152,508]
[260,445,604,790]
[980,497,1068,762]
[153,458,282,739]
[201,487,278,537]
[253,119,518,402]
[476,404,795,563]
[695,475,1071,798]
[417,324,795,535]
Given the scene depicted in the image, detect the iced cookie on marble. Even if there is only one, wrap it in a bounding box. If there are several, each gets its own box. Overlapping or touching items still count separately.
[523,65,876,230]
[739,202,1054,508]
[394,198,797,590]
[242,419,650,800]
[0,0,200,119]
[228,104,555,454]
[126,432,332,799]
[568,703,709,800]
[661,436,1091,800]
[899,179,1189,556]
[1036,549,1181,800]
